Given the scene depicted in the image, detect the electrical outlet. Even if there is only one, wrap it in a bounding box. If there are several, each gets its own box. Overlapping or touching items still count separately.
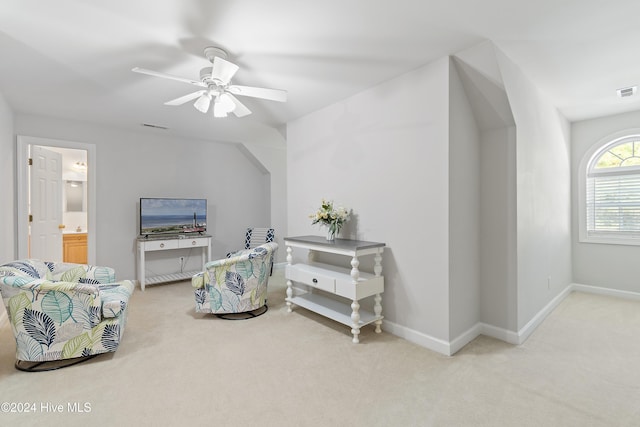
[547,276,551,290]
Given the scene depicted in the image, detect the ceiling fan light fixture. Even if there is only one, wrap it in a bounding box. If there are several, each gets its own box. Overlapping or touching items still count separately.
[213,93,236,118]
[193,92,212,113]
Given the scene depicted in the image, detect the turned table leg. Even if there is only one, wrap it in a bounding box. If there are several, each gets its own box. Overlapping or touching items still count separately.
[286,246,293,312]
[350,255,361,343]
[351,300,361,344]
[374,249,383,333]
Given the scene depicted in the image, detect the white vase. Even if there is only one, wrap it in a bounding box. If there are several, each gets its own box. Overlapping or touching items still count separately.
[326,227,336,241]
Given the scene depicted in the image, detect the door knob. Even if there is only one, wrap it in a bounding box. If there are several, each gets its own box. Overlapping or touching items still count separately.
[58,224,66,229]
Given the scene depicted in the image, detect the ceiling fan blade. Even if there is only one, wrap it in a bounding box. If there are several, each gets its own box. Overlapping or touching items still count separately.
[227,93,252,117]
[227,85,287,102]
[164,90,206,106]
[132,67,206,88]
[211,57,239,85]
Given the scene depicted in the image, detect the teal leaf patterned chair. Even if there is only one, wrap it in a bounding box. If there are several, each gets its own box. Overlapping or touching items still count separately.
[227,227,276,275]
[0,259,134,371]
[193,242,278,319]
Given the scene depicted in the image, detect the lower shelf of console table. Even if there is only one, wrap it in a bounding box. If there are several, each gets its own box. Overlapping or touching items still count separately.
[143,271,202,286]
[286,293,382,328]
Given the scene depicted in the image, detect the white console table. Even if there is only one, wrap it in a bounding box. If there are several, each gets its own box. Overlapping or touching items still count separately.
[284,235,385,343]
[136,234,212,291]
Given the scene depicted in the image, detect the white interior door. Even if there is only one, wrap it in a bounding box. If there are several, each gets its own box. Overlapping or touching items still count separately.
[30,145,63,261]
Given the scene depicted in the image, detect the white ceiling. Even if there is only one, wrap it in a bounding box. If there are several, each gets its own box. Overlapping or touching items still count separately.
[2,0,640,146]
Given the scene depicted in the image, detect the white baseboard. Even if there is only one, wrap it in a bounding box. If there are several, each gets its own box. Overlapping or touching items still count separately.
[383,285,572,356]
[478,322,520,345]
[384,282,640,357]
[445,322,521,356]
[382,319,454,356]
[570,282,640,300]
[382,318,522,356]
[449,323,484,355]
[514,284,573,344]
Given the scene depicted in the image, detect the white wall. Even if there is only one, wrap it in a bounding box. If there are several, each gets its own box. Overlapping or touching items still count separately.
[451,43,518,335]
[13,114,271,280]
[448,59,481,339]
[287,57,452,344]
[479,126,517,330]
[0,92,15,262]
[0,92,14,323]
[495,49,573,330]
[572,110,640,292]
[241,142,287,263]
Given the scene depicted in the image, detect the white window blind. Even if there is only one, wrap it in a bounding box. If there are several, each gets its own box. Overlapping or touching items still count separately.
[587,173,640,236]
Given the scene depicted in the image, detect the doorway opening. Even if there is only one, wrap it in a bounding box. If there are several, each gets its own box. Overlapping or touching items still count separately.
[17,136,96,264]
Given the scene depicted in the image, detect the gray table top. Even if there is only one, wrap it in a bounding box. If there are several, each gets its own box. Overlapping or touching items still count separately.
[284,235,385,250]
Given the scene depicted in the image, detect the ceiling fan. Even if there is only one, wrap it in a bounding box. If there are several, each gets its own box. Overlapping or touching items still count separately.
[132,47,287,118]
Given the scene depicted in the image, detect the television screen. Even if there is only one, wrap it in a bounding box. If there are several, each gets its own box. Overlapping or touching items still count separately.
[140,198,207,236]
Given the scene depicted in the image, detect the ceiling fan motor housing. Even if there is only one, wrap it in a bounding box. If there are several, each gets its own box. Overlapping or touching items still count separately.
[204,46,228,62]
[200,67,214,83]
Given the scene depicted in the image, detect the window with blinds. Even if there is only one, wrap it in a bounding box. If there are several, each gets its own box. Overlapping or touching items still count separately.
[586,137,640,239]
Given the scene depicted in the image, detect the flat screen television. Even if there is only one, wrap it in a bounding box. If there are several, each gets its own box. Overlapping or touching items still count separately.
[140,198,207,237]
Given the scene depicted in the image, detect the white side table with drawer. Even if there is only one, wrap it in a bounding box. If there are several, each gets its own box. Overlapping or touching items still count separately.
[284,235,385,343]
[136,234,212,291]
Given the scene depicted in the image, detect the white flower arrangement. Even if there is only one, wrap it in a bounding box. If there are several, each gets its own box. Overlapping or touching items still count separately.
[310,198,350,238]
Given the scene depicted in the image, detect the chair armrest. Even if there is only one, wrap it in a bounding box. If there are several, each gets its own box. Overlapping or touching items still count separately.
[98,281,134,318]
[192,272,205,289]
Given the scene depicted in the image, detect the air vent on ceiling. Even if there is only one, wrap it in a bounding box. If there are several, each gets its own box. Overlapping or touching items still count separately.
[617,86,637,98]
[141,123,169,130]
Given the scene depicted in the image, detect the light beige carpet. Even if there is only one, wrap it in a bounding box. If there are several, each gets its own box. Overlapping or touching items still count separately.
[1,269,639,426]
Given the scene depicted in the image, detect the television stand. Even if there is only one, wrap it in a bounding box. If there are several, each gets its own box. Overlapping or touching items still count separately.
[136,234,212,291]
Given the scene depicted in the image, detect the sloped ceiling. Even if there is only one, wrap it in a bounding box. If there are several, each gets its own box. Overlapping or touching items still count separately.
[2,0,640,146]
[452,43,515,132]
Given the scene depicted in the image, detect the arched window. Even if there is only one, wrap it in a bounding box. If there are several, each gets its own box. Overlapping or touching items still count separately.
[585,135,640,241]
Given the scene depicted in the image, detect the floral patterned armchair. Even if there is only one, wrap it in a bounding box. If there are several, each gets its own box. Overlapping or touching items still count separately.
[0,259,134,371]
[192,242,278,318]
